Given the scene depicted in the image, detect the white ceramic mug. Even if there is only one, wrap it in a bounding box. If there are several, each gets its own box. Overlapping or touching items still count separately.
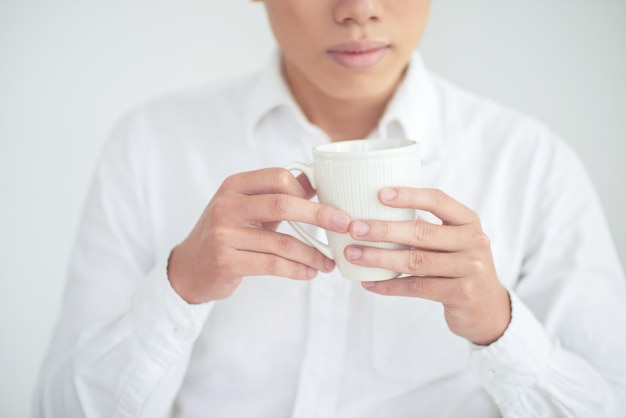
[284,139,420,281]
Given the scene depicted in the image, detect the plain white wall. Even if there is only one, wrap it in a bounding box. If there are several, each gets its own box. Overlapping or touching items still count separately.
[1,1,624,416]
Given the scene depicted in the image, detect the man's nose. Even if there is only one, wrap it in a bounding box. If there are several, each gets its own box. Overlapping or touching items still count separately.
[333,0,384,26]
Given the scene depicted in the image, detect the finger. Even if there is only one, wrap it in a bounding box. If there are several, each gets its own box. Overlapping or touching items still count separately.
[215,194,351,232]
[233,250,320,281]
[361,276,455,303]
[262,173,315,231]
[379,188,479,226]
[221,168,309,199]
[296,173,316,200]
[230,228,335,273]
[349,219,476,251]
[344,245,468,278]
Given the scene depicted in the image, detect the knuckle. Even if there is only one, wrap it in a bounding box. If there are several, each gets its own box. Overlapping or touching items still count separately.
[375,280,393,295]
[270,194,290,217]
[221,174,236,189]
[315,205,327,225]
[467,209,481,224]
[407,248,426,272]
[266,256,281,276]
[413,222,432,244]
[467,258,485,276]
[211,226,231,244]
[407,278,422,295]
[211,247,232,271]
[458,279,475,300]
[431,189,448,206]
[474,232,491,250]
[213,257,229,272]
[209,196,231,218]
[276,233,293,253]
[274,168,295,190]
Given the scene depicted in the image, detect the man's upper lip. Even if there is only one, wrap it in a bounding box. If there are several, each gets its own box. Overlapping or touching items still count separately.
[327,40,390,53]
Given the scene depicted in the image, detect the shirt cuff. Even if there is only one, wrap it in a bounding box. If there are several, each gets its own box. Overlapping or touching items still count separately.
[132,255,213,366]
[468,290,554,407]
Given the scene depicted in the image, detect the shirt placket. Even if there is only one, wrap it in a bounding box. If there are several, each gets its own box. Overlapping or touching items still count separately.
[291,272,352,418]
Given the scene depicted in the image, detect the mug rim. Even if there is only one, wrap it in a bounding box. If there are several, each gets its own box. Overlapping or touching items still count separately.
[313,139,419,159]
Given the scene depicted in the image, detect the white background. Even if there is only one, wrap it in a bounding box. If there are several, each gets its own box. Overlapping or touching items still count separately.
[1,1,624,416]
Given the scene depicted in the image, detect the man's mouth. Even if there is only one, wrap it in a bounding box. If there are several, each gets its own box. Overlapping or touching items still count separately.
[327,41,390,69]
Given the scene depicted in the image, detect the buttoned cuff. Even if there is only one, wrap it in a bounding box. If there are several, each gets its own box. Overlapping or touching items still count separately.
[468,290,554,408]
[132,256,213,366]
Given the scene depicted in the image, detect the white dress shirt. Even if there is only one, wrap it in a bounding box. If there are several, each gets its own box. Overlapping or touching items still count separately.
[34,52,626,418]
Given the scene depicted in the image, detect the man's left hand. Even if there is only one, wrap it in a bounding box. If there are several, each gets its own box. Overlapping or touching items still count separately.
[344,187,511,346]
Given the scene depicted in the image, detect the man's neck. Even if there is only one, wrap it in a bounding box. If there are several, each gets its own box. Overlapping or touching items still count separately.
[284,66,399,142]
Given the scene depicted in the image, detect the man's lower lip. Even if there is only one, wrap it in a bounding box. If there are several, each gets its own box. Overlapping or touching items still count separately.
[327,47,388,69]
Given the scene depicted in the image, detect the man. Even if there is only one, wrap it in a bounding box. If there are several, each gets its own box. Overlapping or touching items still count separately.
[35,1,626,417]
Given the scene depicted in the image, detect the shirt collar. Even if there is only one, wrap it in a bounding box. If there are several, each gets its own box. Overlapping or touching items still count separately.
[377,52,443,163]
[245,50,442,163]
[244,51,311,142]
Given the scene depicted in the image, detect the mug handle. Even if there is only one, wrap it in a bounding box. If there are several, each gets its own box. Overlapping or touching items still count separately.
[283,161,334,260]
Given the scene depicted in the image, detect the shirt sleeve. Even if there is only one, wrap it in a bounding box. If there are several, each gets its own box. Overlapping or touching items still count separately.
[469,137,626,417]
[469,291,621,417]
[33,111,212,418]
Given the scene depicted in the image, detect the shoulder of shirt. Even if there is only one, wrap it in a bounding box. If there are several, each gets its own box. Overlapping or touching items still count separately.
[427,71,566,151]
[126,72,258,123]
[103,72,258,146]
[100,72,260,157]
[426,70,585,179]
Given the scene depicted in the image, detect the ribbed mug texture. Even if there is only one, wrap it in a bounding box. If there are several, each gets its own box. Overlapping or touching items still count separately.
[315,149,420,281]
[286,139,420,281]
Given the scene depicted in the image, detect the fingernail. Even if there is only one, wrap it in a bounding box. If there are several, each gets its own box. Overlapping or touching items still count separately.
[307,268,318,279]
[345,246,363,260]
[362,281,376,289]
[324,258,335,272]
[333,213,350,230]
[380,188,398,201]
[352,221,369,237]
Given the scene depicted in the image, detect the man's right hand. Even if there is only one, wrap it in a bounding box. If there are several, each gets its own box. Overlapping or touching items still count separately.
[167,168,351,304]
